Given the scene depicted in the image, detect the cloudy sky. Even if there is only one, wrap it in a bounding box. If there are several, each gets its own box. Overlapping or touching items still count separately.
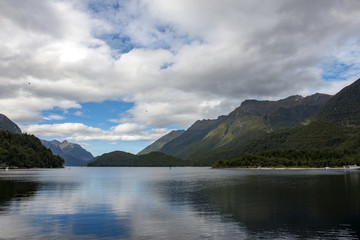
[1,0,360,156]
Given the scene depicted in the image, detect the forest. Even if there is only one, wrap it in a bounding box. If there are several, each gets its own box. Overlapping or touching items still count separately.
[213,149,360,168]
[88,151,189,167]
[212,121,360,168]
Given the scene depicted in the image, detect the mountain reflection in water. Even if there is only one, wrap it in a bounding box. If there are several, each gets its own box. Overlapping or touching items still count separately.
[0,167,359,239]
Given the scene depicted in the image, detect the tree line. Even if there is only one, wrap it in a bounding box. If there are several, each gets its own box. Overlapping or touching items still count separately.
[213,149,360,168]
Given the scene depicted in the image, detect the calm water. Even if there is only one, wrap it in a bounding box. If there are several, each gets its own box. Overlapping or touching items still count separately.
[0,167,359,239]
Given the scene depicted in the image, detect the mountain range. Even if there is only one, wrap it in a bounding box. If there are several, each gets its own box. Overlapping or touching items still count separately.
[137,78,360,166]
[41,140,94,166]
[3,77,359,168]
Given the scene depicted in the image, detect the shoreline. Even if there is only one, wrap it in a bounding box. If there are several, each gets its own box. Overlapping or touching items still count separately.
[215,167,354,170]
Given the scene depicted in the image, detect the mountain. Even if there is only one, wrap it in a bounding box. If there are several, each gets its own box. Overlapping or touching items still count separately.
[149,93,331,160]
[0,114,22,134]
[212,78,360,168]
[41,140,94,166]
[137,130,185,155]
[264,93,332,130]
[88,151,187,167]
[313,78,360,126]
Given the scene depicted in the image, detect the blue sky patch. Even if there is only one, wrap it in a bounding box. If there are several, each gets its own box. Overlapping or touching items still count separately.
[321,60,355,82]
[160,62,174,70]
[98,33,135,55]
[42,100,134,130]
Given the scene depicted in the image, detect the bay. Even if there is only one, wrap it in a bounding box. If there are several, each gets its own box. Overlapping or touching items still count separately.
[0,167,359,239]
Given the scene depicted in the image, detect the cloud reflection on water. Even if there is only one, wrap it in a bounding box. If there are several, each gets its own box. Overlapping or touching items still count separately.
[0,168,360,239]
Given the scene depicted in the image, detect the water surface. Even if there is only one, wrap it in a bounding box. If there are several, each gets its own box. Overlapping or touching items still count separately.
[0,167,359,239]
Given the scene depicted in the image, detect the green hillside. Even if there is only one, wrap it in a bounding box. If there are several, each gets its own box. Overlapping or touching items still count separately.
[88,151,188,167]
[210,79,360,168]
[212,121,360,168]
[0,131,64,168]
[189,115,268,156]
[159,117,225,159]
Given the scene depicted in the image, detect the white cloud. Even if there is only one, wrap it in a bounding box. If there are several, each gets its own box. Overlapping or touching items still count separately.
[2,0,360,142]
[74,111,83,117]
[111,123,146,134]
[44,114,65,121]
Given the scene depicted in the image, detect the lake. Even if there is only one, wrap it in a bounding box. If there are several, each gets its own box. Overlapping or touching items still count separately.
[0,167,359,239]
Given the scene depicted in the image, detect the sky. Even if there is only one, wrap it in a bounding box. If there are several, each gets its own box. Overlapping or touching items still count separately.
[1,0,360,156]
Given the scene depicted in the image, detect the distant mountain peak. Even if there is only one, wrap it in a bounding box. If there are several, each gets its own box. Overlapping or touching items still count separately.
[42,139,93,166]
[50,140,61,145]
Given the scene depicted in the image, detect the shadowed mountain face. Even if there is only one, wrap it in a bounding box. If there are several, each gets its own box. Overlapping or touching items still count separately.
[0,114,22,134]
[148,93,331,160]
[313,78,360,126]
[41,140,94,166]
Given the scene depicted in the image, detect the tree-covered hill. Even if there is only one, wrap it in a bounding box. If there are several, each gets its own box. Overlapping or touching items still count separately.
[88,151,188,167]
[0,131,64,168]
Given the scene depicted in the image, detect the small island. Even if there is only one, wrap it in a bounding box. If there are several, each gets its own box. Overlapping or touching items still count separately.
[88,151,188,167]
